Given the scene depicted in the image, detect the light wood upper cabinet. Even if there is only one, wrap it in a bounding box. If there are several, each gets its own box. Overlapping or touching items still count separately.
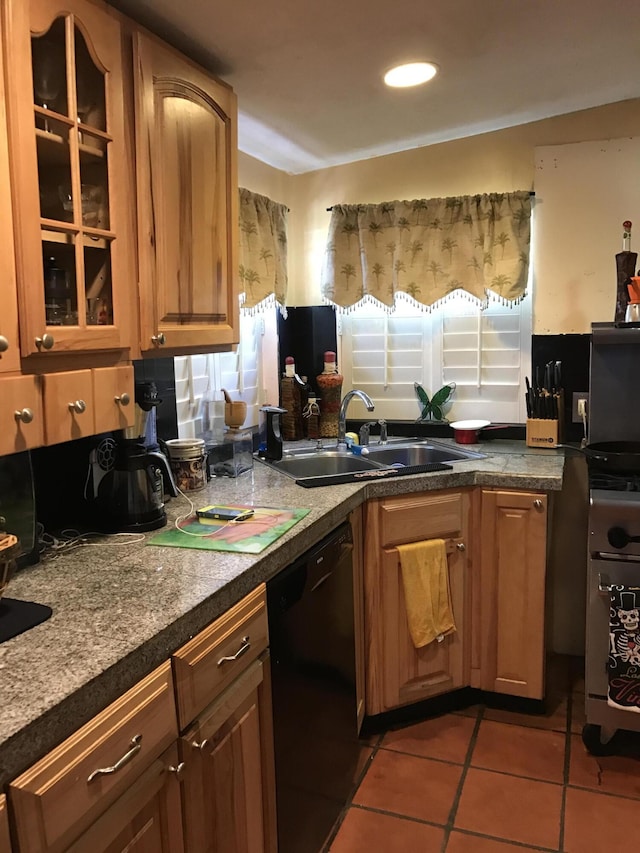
[0,375,44,456]
[2,0,134,357]
[364,490,471,715]
[479,489,548,699]
[0,31,20,375]
[134,31,239,354]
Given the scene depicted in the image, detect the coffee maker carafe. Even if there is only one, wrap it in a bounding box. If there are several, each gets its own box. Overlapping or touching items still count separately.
[93,382,178,532]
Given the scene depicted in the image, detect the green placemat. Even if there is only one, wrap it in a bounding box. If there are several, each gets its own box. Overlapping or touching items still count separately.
[147,505,310,554]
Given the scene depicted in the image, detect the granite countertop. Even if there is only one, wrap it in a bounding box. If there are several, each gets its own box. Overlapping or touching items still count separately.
[0,439,565,786]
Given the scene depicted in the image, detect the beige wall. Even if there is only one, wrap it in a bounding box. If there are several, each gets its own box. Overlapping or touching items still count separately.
[240,99,640,323]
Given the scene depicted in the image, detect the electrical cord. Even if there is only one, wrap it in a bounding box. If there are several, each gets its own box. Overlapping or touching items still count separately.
[37,522,146,560]
[172,488,284,539]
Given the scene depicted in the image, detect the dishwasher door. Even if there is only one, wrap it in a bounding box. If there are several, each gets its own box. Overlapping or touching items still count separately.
[267,521,366,853]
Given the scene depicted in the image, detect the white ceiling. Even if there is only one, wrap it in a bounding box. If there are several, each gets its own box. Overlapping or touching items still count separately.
[110,0,640,175]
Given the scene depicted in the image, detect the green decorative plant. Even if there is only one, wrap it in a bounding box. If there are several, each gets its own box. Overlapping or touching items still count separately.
[414,381,456,422]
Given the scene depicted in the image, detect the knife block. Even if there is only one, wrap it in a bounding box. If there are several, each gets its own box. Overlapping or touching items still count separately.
[526,418,559,448]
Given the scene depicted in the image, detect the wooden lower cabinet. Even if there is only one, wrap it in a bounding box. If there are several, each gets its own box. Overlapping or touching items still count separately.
[478,489,548,699]
[65,744,185,853]
[179,655,277,853]
[0,796,11,853]
[364,490,471,715]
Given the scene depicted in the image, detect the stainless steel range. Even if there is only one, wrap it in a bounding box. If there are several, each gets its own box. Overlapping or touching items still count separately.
[586,476,640,751]
[584,323,640,754]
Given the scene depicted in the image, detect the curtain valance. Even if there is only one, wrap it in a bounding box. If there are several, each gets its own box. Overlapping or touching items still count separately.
[238,188,288,312]
[321,191,531,310]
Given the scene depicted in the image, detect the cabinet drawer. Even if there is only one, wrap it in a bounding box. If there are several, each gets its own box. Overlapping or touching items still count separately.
[0,374,44,455]
[41,370,95,446]
[9,662,177,853]
[92,365,135,432]
[379,491,464,548]
[173,585,268,729]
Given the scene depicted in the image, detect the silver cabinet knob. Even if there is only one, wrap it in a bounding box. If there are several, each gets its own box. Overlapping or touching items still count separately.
[68,400,87,414]
[191,738,210,752]
[35,333,54,350]
[456,542,466,551]
[151,333,166,346]
[0,335,9,353]
[115,392,131,406]
[14,408,34,424]
[168,762,186,781]
[533,499,544,510]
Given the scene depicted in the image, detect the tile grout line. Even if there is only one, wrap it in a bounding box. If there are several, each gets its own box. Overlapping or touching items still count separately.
[321,732,384,852]
[439,706,485,852]
[558,668,574,852]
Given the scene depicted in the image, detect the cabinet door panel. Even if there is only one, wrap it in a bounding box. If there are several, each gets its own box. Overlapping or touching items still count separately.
[180,657,277,853]
[480,490,548,699]
[0,795,10,853]
[379,542,466,711]
[135,32,239,353]
[0,375,44,455]
[42,369,94,444]
[364,491,471,715]
[92,365,134,433]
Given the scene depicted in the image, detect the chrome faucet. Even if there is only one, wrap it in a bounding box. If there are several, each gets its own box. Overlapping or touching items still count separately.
[359,418,388,447]
[337,389,374,447]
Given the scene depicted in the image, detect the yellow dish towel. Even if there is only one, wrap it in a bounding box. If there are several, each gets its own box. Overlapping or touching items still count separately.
[397,538,456,648]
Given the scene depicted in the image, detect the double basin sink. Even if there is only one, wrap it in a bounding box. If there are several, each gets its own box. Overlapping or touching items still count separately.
[260,438,487,486]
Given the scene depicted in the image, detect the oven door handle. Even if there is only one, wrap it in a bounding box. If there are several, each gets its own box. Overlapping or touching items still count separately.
[598,573,613,595]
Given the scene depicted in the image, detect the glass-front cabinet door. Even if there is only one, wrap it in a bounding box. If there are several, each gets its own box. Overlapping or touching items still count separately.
[3,0,133,357]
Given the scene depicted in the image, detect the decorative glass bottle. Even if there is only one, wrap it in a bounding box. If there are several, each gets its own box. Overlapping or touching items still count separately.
[316,351,343,438]
[280,356,305,440]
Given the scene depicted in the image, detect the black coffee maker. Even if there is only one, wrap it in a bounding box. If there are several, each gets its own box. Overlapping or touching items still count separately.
[93,382,178,532]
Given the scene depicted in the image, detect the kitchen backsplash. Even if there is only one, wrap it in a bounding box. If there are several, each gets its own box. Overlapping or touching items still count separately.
[531,333,591,444]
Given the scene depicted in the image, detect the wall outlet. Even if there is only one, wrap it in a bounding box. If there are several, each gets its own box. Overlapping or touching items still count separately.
[572,392,589,423]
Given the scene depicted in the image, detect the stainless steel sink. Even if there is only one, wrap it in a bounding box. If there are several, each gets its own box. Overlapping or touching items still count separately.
[269,450,382,479]
[363,440,486,466]
[259,438,486,484]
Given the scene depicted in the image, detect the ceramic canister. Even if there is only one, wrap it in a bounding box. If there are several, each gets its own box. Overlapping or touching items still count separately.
[165,438,207,491]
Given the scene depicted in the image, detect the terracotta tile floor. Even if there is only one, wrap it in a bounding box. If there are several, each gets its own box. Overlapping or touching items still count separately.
[326,657,640,852]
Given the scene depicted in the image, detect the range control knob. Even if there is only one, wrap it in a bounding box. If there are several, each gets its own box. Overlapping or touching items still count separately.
[607,526,640,549]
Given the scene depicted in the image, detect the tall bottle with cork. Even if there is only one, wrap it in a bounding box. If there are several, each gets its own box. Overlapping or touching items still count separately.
[280,356,306,440]
[316,351,343,438]
[615,220,637,323]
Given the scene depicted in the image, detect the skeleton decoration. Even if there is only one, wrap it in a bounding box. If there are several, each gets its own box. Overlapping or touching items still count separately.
[608,587,640,712]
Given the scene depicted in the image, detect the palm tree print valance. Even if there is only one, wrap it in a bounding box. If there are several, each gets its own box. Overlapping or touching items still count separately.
[321,191,531,310]
[239,188,288,311]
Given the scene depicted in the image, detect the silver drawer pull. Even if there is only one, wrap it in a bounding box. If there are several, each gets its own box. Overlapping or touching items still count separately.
[68,400,87,414]
[14,408,34,424]
[0,335,9,352]
[151,333,166,346]
[115,393,130,406]
[191,738,209,752]
[217,636,250,666]
[168,762,186,781]
[35,333,54,350]
[456,542,466,551]
[87,734,143,782]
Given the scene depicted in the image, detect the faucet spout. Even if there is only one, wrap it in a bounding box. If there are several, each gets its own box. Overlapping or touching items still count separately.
[337,389,375,447]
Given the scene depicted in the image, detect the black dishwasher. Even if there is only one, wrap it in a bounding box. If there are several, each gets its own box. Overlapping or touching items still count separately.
[267,521,366,853]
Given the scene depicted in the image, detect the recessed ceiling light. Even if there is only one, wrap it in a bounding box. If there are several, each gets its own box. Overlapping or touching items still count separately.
[384,62,438,88]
